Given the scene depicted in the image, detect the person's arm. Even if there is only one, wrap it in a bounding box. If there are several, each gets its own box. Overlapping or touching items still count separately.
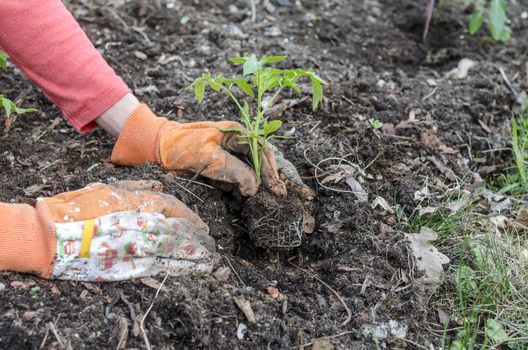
[0,0,130,134]
[0,1,287,196]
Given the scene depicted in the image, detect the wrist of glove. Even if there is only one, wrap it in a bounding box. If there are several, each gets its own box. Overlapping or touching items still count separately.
[111,104,287,197]
[0,181,213,281]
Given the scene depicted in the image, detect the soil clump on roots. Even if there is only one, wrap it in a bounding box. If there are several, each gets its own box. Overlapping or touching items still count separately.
[242,185,304,249]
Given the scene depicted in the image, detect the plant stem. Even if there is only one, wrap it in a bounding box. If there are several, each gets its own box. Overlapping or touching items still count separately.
[252,68,263,184]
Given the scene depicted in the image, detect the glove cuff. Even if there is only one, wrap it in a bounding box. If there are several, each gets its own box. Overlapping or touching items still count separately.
[111,104,168,166]
[0,202,56,278]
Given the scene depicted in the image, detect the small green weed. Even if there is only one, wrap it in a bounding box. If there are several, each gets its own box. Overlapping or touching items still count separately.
[491,112,528,197]
[0,50,38,124]
[190,55,324,184]
[426,0,512,42]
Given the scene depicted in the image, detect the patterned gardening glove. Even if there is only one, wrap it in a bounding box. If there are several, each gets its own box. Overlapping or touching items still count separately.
[0,181,214,281]
[110,104,287,197]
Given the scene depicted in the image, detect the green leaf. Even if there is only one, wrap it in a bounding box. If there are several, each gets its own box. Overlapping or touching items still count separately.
[368,118,383,129]
[284,79,301,93]
[309,76,323,111]
[235,79,254,97]
[263,119,282,135]
[180,16,190,25]
[0,51,8,71]
[221,127,245,133]
[194,81,206,103]
[499,26,511,42]
[229,56,249,65]
[488,0,507,41]
[243,55,260,76]
[455,265,477,294]
[13,106,38,115]
[261,55,288,64]
[240,100,251,128]
[469,11,484,35]
[2,97,12,118]
[485,319,508,344]
[209,80,222,92]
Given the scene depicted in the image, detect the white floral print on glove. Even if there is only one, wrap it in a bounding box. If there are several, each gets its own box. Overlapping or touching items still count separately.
[52,211,214,281]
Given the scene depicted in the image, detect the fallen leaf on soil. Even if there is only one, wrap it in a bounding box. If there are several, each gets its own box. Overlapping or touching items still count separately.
[446,193,472,213]
[420,130,438,148]
[405,227,450,284]
[266,286,284,301]
[140,277,169,292]
[10,281,30,289]
[21,311,37,320]
[449,58,477,79]
[515,210,528,227]
[213,267,231,281]
[50,117,61,129]
[437,308,449,325]
[233,297,257,324]
[428,156,457,181]
[325,223,342,234]
[382,123,396,136]
[520,249,528,265]
[50,284,61,295]
[414,186,431,201]
[345,176,368,203]
[312,338,335,350]
[379,222,394,236]
[371,196,394,214]
[303,210,315,234]
[80,289,89,299]
[24,184,48,196]
[236,323,248,340]
[418,206,438,217]
[489,215,507,228]
[439,145,458,154]
[478,119,491,133]
[115,316,129,349]
[337,265,361,272]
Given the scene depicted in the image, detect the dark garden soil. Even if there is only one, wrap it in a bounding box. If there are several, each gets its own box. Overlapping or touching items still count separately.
[1,0,527,348]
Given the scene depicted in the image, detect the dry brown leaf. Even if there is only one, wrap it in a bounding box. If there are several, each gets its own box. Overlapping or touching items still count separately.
[10,281,30,289]
[233,297,257,324]
[428,156,457,181]
[266,286,284,301]
[439,145,458,154]
[406,227,450,284]
[379,222,394,236]
[50,284,61,295]
[478,119,491,133]
[140,277,169,292]
[371,196,394,214]
[382,123,396,136]
[21,311,37,320]
[420,130,438,148]
[213,267,231,281]
[345,176,368,203]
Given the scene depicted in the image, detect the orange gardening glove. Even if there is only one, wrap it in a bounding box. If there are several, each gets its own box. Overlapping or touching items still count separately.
[111,104,286,196]
[0,181,209,279]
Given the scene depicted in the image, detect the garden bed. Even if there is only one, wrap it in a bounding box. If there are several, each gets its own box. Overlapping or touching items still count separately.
[1,0,527,348]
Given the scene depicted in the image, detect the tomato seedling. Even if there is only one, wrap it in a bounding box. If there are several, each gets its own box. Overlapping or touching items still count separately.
[190,55,324,184]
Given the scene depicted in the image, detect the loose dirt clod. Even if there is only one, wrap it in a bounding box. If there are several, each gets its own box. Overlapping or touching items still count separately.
[242,186,304,249]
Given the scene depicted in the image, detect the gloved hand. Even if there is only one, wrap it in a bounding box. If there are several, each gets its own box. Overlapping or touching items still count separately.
[111,104,287,197]
[0,181,214,281]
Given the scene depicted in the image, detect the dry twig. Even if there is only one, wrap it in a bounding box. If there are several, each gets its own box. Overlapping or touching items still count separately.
[140,273,170,350]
